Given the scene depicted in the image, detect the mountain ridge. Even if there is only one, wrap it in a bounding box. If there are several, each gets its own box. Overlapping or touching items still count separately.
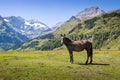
[12,7,120,51]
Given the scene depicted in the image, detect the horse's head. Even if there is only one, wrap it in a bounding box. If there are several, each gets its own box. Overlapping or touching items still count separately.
[60,34,72,45]
[60,34,66,45]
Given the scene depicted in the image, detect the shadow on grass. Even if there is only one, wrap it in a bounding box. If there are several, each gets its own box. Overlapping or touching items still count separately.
[77,63,110,66]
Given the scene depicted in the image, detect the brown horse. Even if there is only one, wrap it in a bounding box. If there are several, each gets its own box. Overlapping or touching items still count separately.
[60,34,93,64]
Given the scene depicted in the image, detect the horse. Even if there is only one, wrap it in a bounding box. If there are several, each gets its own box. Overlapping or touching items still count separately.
[60,34,93,64]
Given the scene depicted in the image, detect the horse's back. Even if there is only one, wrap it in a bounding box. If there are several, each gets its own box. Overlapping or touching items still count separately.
[72,40,92,51]
[81,40,92,48]
[73,40,91,45]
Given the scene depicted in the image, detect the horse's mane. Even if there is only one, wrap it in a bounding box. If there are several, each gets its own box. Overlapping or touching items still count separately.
[65,37,72,43]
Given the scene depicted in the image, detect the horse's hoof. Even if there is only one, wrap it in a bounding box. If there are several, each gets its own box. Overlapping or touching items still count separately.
[70,62,73,64]
[85,63,88,65]
[89,61,92,64]
[89,62,92,64]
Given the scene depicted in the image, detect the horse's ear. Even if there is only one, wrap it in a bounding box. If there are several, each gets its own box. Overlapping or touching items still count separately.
[60,34,63,37]
[60,34,65,37]
[63,34,66,37]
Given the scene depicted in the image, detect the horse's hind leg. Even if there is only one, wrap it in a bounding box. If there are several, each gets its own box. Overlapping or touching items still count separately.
[90,55,93,64]
[85,50,89,65]
[85,55,89,65]
[89,47,93,64]
[89,51,93,64]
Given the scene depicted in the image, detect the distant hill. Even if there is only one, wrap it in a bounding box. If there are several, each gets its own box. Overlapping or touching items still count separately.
[12,7,120,51]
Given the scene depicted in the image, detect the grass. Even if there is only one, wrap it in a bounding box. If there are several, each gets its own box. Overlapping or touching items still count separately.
[0,50,120,80]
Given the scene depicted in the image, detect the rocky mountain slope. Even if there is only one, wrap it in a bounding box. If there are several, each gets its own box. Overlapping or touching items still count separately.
[75,6,105,20]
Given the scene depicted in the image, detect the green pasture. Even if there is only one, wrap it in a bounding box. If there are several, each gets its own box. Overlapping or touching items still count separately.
[0,50,120,80]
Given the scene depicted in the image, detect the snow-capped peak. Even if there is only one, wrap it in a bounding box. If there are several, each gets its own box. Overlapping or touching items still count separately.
[25,20,48,30]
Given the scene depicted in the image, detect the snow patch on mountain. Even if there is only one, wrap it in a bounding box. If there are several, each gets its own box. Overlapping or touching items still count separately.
[25,20,48,30]
[4,19,9,22]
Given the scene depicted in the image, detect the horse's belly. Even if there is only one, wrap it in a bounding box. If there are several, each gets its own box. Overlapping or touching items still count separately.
[73,49,84,52]
[73,45,84,52]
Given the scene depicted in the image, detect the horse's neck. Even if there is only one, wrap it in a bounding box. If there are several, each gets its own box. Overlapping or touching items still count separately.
[64,41,72,47]
[64,37,72,47]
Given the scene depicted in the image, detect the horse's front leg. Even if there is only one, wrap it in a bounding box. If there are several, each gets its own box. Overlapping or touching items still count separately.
[69,50,74,64]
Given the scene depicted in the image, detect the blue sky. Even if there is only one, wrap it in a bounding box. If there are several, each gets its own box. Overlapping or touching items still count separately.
[0,0,120,27]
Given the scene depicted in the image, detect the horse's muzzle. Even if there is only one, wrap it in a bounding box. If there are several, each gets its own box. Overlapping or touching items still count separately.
[61,43,63,45]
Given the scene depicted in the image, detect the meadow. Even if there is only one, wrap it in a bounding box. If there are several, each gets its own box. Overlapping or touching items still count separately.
[0,50,120,80]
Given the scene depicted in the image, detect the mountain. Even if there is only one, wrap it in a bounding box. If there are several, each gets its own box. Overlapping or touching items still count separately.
[75,6,105,20]
[0,16,29,51]
[4,16,51,39]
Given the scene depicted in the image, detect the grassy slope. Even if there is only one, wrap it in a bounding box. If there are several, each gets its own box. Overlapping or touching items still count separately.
[13,39,49,51]
[0,50,120,80]
[69,12,120,50]
[53,19,80,36]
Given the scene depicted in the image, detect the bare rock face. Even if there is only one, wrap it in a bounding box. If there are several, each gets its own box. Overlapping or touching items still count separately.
[75,7,105,20]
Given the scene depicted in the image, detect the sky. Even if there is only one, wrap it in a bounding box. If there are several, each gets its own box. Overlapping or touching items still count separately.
[0,0,120,27]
